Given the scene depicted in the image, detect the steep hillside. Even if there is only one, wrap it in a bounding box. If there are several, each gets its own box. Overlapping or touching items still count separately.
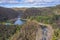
[0,25,17,40]
[9,20,53,40]
[0,7,22,22]
[0,5,60,40]
[18,5,60,18]
[0,5,60,21]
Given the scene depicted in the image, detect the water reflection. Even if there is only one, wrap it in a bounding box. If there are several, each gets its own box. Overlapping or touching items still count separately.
[14,18,25,25]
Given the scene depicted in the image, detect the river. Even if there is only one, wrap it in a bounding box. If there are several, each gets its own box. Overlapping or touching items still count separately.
[14,18,25,25]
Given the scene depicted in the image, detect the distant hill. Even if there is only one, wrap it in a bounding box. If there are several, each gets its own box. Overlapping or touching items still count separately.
[0,7,23,22]
[13,5,60,18]
[0,5,60,21]
[0,5,60,40]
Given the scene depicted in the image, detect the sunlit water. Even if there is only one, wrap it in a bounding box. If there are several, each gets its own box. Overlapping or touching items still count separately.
[14,18,25,25]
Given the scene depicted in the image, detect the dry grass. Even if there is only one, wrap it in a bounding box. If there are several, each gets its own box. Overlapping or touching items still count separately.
[10,20,53,40]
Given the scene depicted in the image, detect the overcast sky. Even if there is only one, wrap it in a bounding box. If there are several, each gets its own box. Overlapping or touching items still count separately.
[0,0,60,8]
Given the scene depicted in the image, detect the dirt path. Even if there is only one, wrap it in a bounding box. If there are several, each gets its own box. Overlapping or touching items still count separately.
[9,22,54,40]
[36,23,54,40]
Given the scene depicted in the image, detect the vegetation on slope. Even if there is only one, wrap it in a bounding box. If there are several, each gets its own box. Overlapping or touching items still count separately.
[9,20,38,40]
[0,5,60,40]
[0,25,22,40]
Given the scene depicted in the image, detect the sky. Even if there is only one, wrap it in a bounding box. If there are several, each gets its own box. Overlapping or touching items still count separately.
[0,0,60,8]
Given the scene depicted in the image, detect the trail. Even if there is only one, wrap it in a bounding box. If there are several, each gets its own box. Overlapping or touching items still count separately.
[36,23,54,40]
[42,27,48,40]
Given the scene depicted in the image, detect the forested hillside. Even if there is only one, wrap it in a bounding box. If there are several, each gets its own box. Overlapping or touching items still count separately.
[0,7,23,22]
[13,5,60,19]
[0,5,60,40]
[0,5,60,21]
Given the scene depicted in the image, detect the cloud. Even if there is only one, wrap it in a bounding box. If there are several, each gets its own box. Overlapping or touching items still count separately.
[23,0,60,3]
[0,0,19,4]
[0,0,60,3]
[21,0,60,6]
[0,0,60,7]
[24,0,34,2]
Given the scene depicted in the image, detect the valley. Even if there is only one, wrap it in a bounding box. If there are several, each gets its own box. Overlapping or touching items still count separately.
[0,5,60,40]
